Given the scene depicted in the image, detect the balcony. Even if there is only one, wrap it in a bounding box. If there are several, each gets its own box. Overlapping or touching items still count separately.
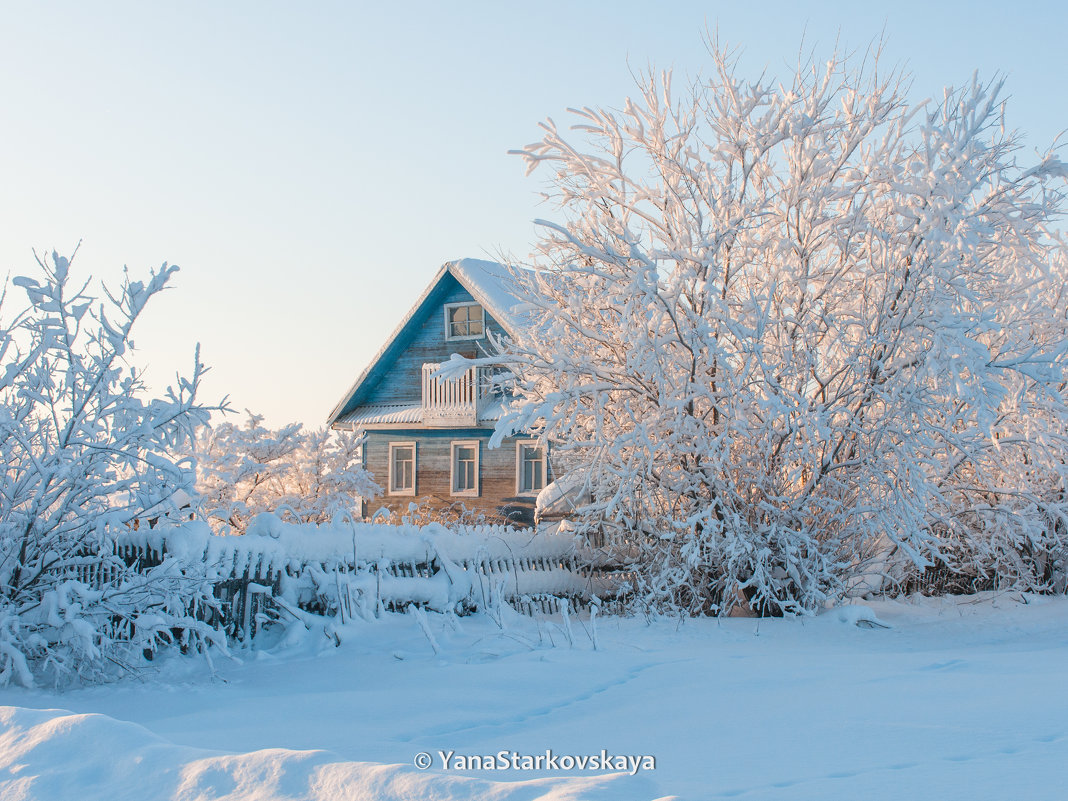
[421,362,490,427]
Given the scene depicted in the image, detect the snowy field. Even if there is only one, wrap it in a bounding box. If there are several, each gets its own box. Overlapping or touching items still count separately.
[0,593,1065,801]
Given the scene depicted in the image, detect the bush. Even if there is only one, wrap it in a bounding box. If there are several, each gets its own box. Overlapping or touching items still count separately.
[0,249,225,686]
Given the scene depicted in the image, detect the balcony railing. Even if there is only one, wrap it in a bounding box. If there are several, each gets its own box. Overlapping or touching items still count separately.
[421,362,489,426]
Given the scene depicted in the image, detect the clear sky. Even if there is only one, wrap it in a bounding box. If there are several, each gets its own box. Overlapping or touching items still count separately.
[1,1,1064,428]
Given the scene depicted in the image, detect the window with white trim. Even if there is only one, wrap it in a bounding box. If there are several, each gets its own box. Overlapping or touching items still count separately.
[516,441,546,495]
[451,440,480,496]
[444,302,485,340]
[388,442,416,496]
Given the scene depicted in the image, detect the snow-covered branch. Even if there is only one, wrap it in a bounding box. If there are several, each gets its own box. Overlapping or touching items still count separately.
[192,412,381,534]
[0,250,226,687]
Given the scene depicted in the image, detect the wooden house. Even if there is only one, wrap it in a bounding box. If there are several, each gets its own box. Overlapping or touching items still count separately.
[327,259,550,525]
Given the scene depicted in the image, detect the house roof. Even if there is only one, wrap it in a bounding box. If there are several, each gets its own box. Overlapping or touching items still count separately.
[335,403,424,427]
[448,259,532,332]
[327,259,528,428]
[334,398,507,429]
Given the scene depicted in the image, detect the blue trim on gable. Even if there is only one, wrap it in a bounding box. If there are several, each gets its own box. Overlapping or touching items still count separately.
[342,277,453,412]
[334,271,504,419]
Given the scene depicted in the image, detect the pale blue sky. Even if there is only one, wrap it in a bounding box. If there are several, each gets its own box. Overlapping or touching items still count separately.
[1,1,1064,427]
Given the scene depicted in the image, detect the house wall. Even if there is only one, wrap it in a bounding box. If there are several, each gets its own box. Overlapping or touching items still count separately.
[361,429,551,526]
[363,274,507,406]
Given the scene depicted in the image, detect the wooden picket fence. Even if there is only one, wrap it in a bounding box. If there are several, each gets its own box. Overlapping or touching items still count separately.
[109,521,626,642]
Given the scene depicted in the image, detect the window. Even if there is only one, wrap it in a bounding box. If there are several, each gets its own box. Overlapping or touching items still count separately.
[516,441,547,495]
[388,442,416,496]
[451,440,480,496]
[444,302,485,340]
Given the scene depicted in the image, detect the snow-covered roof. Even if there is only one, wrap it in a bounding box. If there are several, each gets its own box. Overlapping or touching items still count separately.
[327,260,528,427]
[336,403,424,427]
[448,258,532,333]
[334,398,507,429]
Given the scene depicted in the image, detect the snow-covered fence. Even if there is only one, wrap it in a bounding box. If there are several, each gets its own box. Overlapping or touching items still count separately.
[111,515,623,640]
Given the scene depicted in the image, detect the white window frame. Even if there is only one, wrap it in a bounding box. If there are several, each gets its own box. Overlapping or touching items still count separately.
[388,441,417,496]
[450,440,481,497]
[444,301,486,341]
[515,440,547,496]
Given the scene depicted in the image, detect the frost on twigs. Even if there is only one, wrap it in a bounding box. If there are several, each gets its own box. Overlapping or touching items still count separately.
[192,413,380,535]
[0,249,226,688]
[496,38,1068,617]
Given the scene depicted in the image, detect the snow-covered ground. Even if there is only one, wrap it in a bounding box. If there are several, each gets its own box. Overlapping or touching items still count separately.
[0,593,1065,801]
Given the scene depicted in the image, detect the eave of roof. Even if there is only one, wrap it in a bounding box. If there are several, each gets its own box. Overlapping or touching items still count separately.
[333,398,507,430]
[335,403,423,427]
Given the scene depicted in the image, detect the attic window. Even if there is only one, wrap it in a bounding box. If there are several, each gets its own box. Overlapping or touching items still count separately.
[445,302,485,341]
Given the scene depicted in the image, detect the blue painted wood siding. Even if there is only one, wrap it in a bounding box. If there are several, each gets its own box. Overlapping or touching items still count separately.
[364,273,507,406]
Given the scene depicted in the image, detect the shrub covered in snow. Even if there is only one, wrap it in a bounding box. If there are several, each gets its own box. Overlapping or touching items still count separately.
[493,41,1068,615]
[193,412,380,535]
[0,250,225,687]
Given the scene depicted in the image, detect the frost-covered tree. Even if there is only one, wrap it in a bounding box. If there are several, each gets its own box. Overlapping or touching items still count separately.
[0,249,225,686]
[495,41,1068,614]
[194,413,379,534]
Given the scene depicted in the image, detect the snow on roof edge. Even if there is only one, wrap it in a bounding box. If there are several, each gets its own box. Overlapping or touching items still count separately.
[447,258,529,335]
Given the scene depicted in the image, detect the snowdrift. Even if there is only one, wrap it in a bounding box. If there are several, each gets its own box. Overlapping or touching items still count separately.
[0,706,661,801]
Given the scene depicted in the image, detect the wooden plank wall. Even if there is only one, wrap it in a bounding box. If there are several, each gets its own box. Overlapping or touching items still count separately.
[364,273,507,406]
[363,430,551,526]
